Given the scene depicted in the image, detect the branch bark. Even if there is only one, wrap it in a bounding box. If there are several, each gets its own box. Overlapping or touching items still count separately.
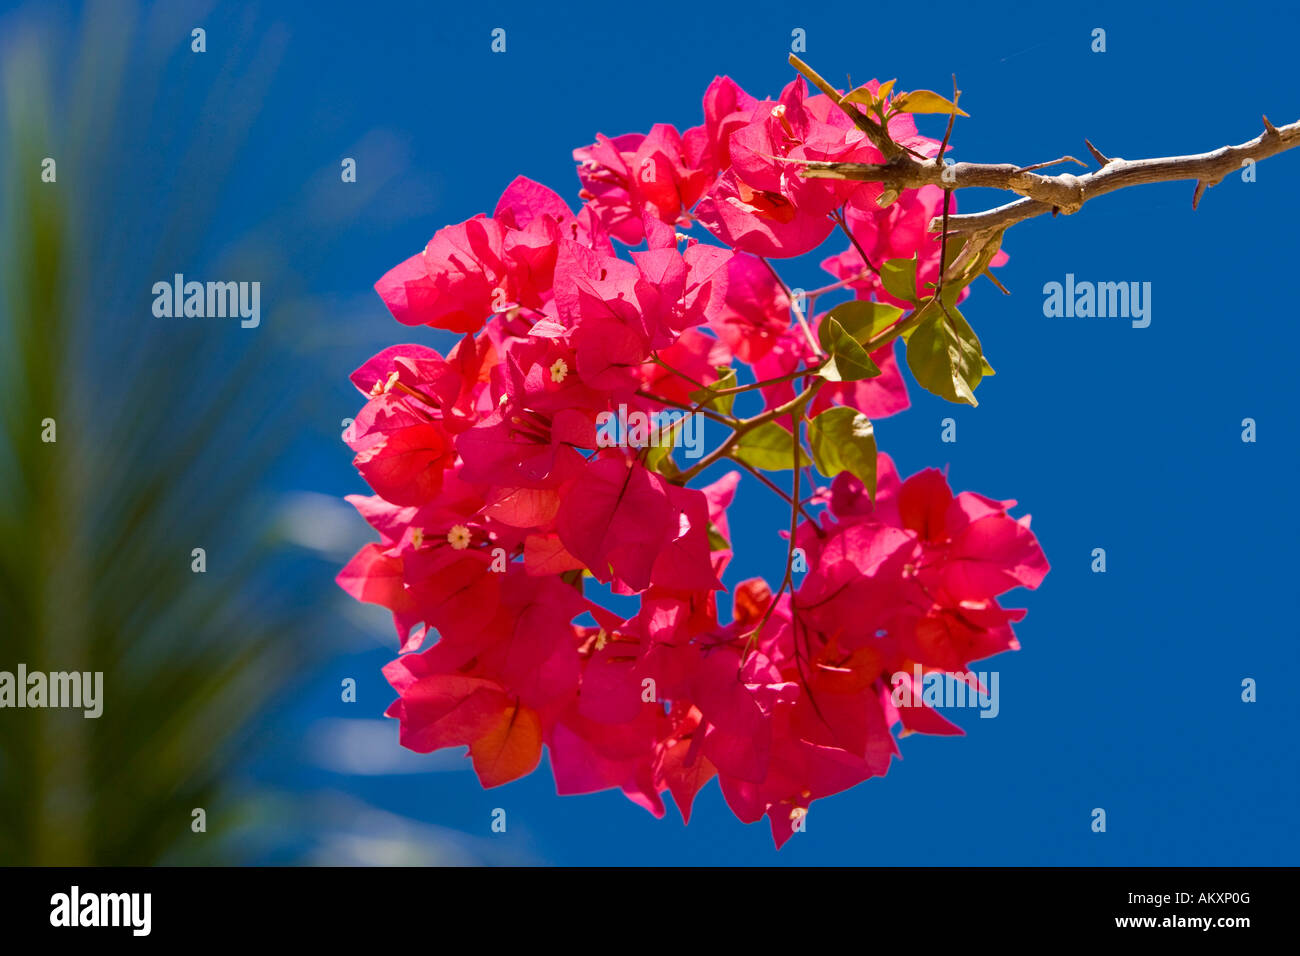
[796,116,1300,234]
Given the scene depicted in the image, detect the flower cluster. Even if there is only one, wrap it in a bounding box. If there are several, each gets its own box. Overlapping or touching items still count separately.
[338,72,1047,845]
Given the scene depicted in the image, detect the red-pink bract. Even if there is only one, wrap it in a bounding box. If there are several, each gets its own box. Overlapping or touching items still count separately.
[340,76,1047,846]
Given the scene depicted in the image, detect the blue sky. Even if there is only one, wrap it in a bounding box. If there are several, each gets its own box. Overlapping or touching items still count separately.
[51,0,1296,864]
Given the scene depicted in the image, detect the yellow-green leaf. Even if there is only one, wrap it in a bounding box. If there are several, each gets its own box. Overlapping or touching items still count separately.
[823,300,904,346]
[881,257,918,303]
[689,365,737,415]
[817,318,881,382]
[905,306,985,406]
[892,89,968,117]
[843,85,878,106]
[731,421,811,471]
[807,407,877,502]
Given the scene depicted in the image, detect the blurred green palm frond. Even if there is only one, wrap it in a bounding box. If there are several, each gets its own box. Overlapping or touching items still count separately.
[0,0,358,864]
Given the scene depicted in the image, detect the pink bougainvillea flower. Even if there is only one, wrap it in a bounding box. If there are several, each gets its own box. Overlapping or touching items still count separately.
[346,400,454,507]
[383,668,510,753]
[375,216,512,333]
[341,70,1048,848]
[707,252,790,364]
[549,696,668,817]
[376,177,614,335]
[555,456,674,592]
[695,78,883,258]
[383,653,546,786]
[698,75,760,173]
[575,124,713,246]
[695,167,837,259]
[636,327,731,407]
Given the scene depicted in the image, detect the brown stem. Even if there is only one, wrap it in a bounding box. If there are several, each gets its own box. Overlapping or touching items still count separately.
[831,208,878,274]
[634,389,735,426]
[742,403,807,663]
[792,114,1300,234]
[675,378,823,483]
[733,459,819,526]
[650,353,706,390]
[759,256,822,358]
[709,364,825,397]
[788,53,899,159]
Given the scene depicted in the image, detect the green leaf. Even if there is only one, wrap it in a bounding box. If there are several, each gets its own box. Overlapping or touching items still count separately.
[807,407,877,502]
[817,318,881,382]
[937,228,1007,293]
[842,85,877,106]
[920,238,976,303]
[892,89,968,117]
[843,78,895,108]
[939,233,969,276]
[689,365,737,415]
[706,522,730,552]
[731,421,811,471]
[921,278,969,310]
[880,257,918,303]
[644,442,680,478]
[0,27,355,864]
[824,300,904,346]
[905,306,985,406]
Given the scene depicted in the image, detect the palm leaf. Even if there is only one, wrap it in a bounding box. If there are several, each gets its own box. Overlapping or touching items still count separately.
[0,1,329,864]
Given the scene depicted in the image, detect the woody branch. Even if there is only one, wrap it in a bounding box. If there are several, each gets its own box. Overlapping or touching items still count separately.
[788,56,1300,235]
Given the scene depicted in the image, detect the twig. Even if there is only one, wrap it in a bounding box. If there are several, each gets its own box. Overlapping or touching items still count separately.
[933,187,956,322]
[709,364,826,397]
[741,402,808,665]
[634,390,734,425]
[831,208,879,274]
[936,73,960,162]
[1015,155,1087,173]
[674,379,823,484]
[733,459,819,525]
[650,354,705,390]
[759,256,822,358]
[788,53,900,158]
[792,115,1300,234]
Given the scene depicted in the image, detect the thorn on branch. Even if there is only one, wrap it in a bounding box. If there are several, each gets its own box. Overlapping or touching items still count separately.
[936,73,960,160]
[982,268,1011,295]
[932,114,1299,234]
[1192,179,1207,210]
[1083,138,1112,166]
[1016,155,1087,173]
